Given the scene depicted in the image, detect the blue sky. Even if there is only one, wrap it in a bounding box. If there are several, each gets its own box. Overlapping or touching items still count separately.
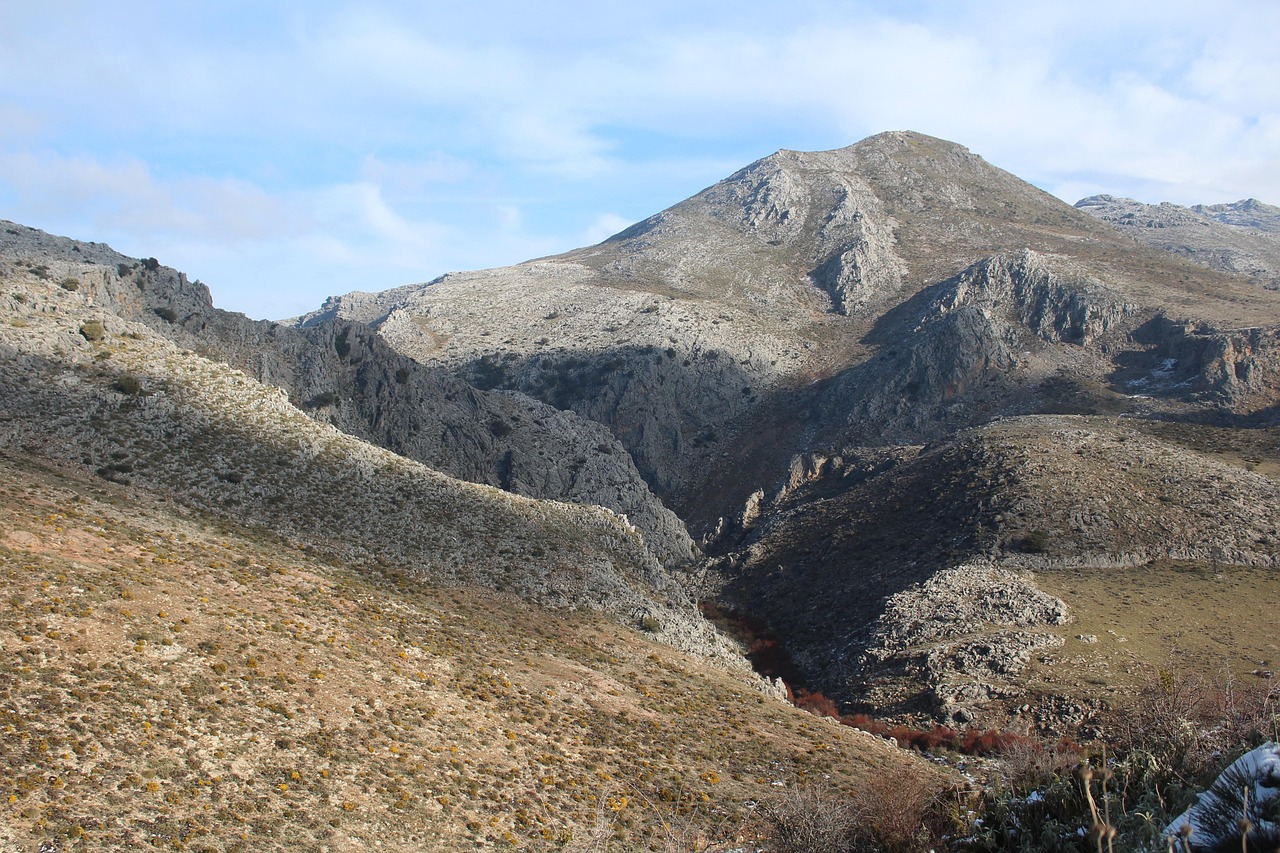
[2,1,1277,319]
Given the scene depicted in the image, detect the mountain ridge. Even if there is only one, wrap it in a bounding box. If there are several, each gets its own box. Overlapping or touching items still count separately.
[4,130,1280,848]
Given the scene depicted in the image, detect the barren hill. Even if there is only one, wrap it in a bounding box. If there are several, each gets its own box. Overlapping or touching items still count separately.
[1076,194,1280,289]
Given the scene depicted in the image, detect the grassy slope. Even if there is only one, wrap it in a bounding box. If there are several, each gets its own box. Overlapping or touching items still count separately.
[1025,419,1280,704]
[1031,561,1280,705]
[0,453,924,851]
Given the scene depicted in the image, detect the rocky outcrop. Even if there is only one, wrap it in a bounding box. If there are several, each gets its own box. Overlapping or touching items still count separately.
[933,250,1134,346]
[859,563,1069,721]
[784,251,1139,454]
[699,151,909,314]
[1119,314,1280,414]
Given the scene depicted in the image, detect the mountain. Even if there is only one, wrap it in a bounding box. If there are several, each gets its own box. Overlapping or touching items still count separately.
[1076,194,1280,289]
[297,131,1280,728]
[301,133,1280,525]
[4,129,1280,846]
[0,221,956,851]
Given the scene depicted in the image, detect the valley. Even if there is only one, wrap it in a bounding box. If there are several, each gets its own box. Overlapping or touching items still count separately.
[3,130,1279,850]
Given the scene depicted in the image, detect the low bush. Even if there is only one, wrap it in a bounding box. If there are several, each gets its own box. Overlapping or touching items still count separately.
[961,671,1280,852]
[761,784,862,853]
[305,391,340,408]
[763,766,953,853]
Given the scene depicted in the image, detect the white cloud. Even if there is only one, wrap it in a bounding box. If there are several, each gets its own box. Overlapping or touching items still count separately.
[0,151,299,240]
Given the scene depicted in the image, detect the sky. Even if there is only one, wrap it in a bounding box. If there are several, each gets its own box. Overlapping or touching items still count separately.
[1,1,1277,320]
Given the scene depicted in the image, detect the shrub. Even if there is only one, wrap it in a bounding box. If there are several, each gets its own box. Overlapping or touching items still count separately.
[114,375,143,395]
[855,765,952,852]
[792,689,840,720]
[763,772,952,853]
[761,784,862,853]
[1015,529,1051,553]
[79,320,106,341]
[60,277,80,291]
[305,391,340,408]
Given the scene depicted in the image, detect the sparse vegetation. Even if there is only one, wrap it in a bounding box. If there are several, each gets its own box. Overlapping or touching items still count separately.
[0,452,921,851]
[6,131,1280,852]
[113,374,143,395]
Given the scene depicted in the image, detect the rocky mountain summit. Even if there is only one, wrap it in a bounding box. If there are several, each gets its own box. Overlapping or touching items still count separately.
[302,134,1280,526]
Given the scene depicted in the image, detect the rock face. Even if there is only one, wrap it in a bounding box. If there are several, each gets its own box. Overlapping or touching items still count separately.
[691,149,910,315]
[0,221,696,567]
[0,252,739,664]
[1076,194,1280,289]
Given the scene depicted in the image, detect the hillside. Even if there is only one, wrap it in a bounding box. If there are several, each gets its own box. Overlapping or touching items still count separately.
[0,221,696,568]
[0,452,932,851]
[0,224,954,851]
[703,414,1280,727]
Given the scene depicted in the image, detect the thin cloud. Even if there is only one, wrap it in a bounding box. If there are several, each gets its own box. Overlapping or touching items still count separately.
[0,151,298,241]
[361,154,474,193]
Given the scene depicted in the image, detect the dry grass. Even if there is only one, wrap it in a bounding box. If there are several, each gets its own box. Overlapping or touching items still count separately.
[1030,561,1280,704]
[0,453,933,851]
